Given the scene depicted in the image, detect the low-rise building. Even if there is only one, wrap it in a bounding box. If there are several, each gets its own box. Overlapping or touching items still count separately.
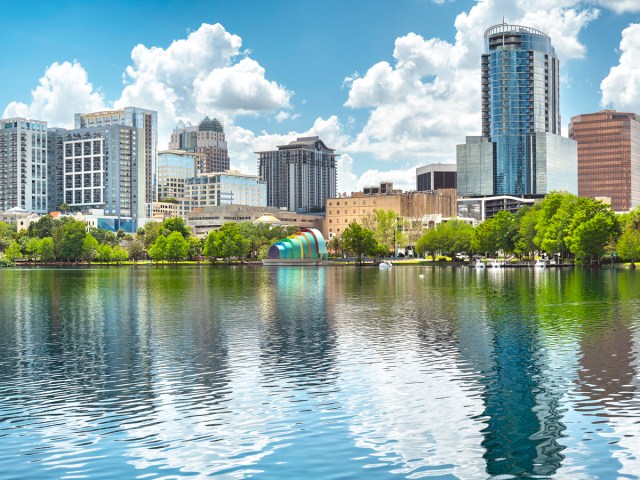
[324,187,457,239]
[457,195,538,224]
[416,163,457,191]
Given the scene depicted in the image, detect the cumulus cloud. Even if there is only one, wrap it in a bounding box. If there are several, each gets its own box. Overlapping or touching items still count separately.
[339,0,600,188]
[600,23,640,111]
[593,0,640,13]
[3,61,105,128]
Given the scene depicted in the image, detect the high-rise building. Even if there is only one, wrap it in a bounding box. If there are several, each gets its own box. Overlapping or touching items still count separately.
[416,163,457,191]
[156,150,202,202]
[169,117,229,173]
[75,107,157,204]
[569,110,640,211]
[49,124,145,223]
[0,118,48,213]
[182,171,266,215]
[457,23,577,196]
[257,136,337,213]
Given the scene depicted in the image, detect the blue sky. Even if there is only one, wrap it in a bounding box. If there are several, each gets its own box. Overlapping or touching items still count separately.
[2,0,640,193]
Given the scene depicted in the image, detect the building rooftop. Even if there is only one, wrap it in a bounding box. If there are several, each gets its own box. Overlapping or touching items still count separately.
[198,116,224,133]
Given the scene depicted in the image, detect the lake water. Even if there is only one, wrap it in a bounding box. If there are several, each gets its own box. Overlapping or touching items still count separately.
[1,266,640,479]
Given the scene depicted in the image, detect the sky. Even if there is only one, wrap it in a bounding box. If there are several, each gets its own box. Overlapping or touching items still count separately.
[2,0,640,194]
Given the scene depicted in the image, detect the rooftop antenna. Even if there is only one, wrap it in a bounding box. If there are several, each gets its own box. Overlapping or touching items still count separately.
[502,16,505,24]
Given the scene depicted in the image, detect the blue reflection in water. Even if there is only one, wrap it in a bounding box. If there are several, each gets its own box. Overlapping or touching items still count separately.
[2,267,640,479]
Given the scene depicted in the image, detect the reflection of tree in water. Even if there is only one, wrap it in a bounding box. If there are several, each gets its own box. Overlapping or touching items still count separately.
[259,267,337,389]
[472,270,566,478]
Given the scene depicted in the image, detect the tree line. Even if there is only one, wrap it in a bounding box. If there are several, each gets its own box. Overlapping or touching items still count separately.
[0,215,300,266]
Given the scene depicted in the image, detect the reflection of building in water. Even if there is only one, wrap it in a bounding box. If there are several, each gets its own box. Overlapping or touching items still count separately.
[465,270,566,477]
[258,267,337,387]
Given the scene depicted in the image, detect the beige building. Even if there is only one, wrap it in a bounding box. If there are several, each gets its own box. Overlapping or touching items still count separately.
[186,205,324,238]
[325,187,456,239]
[150,202,179,220]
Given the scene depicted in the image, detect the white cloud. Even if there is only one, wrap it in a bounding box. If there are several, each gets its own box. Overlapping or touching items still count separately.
[3,61,105,128]
[600,23,640,111]
[342,0,600,176]
[274,111,300,122]
[593,0,640,13]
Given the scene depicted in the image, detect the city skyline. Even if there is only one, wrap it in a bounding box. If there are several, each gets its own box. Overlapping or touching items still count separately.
[1,0,639,193]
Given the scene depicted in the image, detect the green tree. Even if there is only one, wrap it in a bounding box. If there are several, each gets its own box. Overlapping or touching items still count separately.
[440,220,474,260]
[203,223,250,263]
[89,227,119,247]
[39,237,55,263]
[126,238,146,261]
[25,237,41,261]
[27,215,54,238]
[416,228,442,261]
[328,236,345,257]
[148,235,167,262]
[471,218,498,256]
[53,219,87,262]
[617,228,640,266]
[140,222,163,249]
[566,209,618,264]
[535,192,578,257]
[341,222,377,264]
[5,241,22,261]
[82,234,99,263]
[58,202,70,213]
[96,244,113,264]
[162,217,191,239]
[112,246,129,263]
[491,210,516,255]
[514,207,539,259]
[187,236,203,260]
[165,231,189,262]
[364,210,402,251]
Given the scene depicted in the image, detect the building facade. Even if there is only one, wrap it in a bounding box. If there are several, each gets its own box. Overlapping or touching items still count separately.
[457,195,537,223]
[569,110,640,212]
[257,136,337,213]
[169,117,229,173]
[324,189,457,239]
[0,118,48,213]
[182,171,267,215]
[457,23,577,196]
[156,150,202,202]
[54,125,145,222]
[75,107,157,204]
[416,163,457,191]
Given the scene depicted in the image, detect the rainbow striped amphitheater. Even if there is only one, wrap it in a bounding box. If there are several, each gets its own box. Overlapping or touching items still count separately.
[263,228,328,265]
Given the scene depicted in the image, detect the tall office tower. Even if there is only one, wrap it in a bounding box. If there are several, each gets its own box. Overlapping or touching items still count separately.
[257,136,337,213]
[569,110,640,211]
[457,23,577,196]
[156,150,202,202]
[169,117,229,173]
[58,125,145,222]
[0,118,48,213]
[75,107,157,204]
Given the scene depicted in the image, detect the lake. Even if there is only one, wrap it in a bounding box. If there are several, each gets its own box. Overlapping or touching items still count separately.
[1,266,640,479]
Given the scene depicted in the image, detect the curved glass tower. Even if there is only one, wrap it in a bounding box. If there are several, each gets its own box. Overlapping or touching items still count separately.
[482,24,560,194]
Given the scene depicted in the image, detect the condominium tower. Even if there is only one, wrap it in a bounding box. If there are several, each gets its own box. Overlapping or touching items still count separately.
[75,107,157,204]
[169,117,229,173]
[569,110,640,211]
[0,118,48,213]
[257,136,337,213]
[457,23,577,196]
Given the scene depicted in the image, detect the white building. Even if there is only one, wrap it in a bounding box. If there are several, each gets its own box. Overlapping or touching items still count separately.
[0,118,48,213]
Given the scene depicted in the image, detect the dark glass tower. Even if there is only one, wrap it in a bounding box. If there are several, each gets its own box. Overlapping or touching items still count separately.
[482,24,561,194]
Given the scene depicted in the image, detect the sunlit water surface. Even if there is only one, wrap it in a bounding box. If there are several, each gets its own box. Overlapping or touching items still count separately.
[2,266,640,479]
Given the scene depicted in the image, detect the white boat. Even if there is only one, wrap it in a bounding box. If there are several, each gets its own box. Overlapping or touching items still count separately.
[379,261,393,269]
[490,260,501,268]
[534,259,547,268]
[474,260,486,269]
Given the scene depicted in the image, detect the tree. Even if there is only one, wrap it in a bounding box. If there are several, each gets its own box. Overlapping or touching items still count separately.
[514,207,539,259]
[439,220,474,260]
[328,236,345,257]
[5,241,22,262]
[161,217,191,239]
[54,219,87,262]
[39,238,55,263]
[148,235,167,262]
[140,222,163,249]
[27,215,54,238]
[471,218,498,256]
[416,228,442,261]
[363,210,402,251]
[89,227,119,247]
[617,228,640,266]
[96,244,113,264]
[187,236,203,260]
[566,210,618,264]
[203,223,250,263]
[491,210,516,255]
[112,246,129,264]
[58,202,70,213]
[165,231,189,262]
[536,192,578,257]
[341,222,377,264]
[126,238,146,261]
[25,237,41,262]
[82,234,99,263]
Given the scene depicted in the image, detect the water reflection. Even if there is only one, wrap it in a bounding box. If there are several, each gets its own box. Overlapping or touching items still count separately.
[3,267,640,478]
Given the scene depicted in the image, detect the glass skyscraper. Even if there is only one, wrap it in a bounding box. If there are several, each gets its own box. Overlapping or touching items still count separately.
[457,23,576,197]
